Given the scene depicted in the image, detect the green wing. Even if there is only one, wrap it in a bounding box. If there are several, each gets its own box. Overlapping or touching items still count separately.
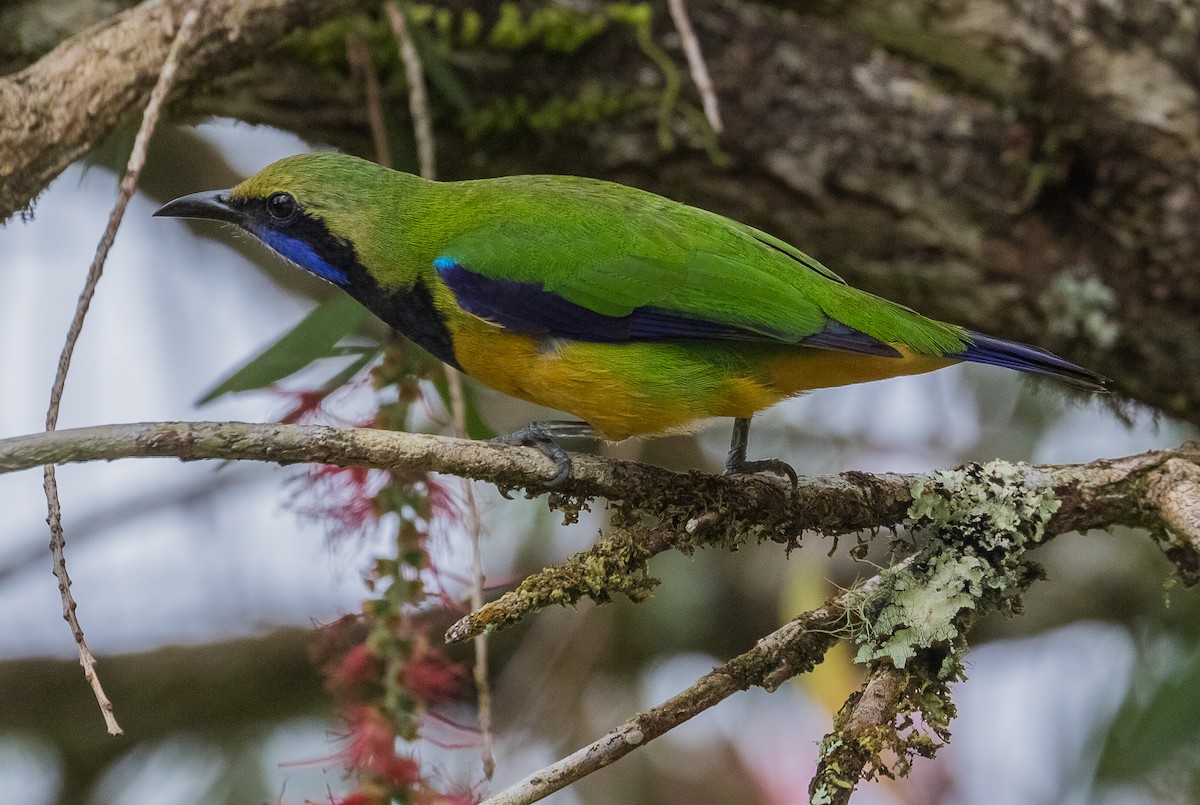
[433,175,966,354]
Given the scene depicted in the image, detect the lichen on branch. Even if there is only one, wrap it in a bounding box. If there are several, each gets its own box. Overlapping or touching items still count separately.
[853,460,1059,671]
[810,461,1064,804]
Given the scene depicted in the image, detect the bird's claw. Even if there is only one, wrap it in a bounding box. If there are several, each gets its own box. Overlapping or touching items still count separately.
[725,456,799,500]
[492,423,574,490]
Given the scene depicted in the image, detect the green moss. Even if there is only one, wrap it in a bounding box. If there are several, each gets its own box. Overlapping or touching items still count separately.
[463,83,636,139]
[486,2,611,53]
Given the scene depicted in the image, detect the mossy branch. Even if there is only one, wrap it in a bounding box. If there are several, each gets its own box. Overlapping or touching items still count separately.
[0,0,379,221]
[2,422,1199,802]
[0,421,1196,582]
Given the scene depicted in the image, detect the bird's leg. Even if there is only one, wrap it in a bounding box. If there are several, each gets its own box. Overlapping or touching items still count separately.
[492,420,598,488]
[724,416,799,495]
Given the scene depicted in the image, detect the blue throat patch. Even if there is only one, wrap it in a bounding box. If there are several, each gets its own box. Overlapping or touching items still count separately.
[259,229,350,287]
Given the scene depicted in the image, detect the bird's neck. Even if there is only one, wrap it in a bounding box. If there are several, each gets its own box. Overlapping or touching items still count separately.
[341,184,463,368]
[342,268,461,369]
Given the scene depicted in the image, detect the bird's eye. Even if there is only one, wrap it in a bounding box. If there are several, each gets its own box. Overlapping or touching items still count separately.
[266,192,298,222]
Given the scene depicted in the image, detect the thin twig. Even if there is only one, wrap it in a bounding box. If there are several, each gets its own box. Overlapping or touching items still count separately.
[346,31,393,169]
[667,0,723,135]
[41,7,200,736]
[386,1,436,180]
[481,593,853,805]
[384,0,495,774]
[445,369,496,778]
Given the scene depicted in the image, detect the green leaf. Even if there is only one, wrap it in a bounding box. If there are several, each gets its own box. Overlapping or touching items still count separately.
[197,294,373,403]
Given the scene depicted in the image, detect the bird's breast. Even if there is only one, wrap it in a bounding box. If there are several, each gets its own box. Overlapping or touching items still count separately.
[446,317,783,440]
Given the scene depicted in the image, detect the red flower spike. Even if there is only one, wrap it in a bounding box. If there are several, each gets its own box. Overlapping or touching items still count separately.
[291,464,385,542]
[402,637,468,706]
[424,477,463,528]
[329,643,380,702]
[342,707,422,788]
[278,389,333,425]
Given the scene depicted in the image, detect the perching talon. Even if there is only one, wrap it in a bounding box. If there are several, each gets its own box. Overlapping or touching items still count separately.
[724,416,800,498]
[492,420,598,489]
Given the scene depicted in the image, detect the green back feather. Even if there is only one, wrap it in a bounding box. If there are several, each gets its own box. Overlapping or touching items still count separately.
[237,154,968,356]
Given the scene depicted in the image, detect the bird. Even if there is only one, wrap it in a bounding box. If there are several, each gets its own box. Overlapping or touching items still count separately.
[155,152,1106,488]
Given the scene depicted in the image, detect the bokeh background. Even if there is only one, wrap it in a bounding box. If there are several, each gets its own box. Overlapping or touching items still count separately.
[5,2,1200,803]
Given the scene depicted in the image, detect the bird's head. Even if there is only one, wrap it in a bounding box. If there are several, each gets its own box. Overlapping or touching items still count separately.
[155,152,405,288]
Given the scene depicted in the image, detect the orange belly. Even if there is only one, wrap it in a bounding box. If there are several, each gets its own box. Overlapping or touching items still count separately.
[449,318,954,440]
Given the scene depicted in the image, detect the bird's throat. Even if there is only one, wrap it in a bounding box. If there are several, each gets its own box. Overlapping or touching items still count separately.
[258,211,460,370]
[346,274,461,370]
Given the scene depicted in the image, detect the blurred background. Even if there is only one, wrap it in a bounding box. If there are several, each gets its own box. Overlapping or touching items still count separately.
[4,2,1200,804]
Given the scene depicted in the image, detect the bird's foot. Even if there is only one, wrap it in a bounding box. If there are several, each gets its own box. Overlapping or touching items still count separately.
[491,420,596,490]
[725,416,798,499]
[724,455,799,498]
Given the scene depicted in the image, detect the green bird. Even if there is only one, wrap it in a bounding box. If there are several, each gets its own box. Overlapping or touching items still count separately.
[156,153,1105,485]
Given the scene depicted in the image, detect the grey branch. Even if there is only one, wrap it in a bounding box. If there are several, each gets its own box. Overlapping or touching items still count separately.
[0,423,1195,802]
[810,665,909,805]
[0,0,374,219]
[0,420,1196,569]
[482,593,852,805]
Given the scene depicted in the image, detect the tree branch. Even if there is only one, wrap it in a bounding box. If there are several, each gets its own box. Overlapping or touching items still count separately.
[0,423,1192,801]
[809,665,910,805]
[1,421,1197,577]
[481,589,854,805]
[0,0,375,219]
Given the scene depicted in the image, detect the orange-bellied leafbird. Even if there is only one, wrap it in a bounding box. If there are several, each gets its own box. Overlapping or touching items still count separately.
[156,153,1105,485]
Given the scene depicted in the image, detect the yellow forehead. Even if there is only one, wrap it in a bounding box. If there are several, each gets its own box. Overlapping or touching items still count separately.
[228,152,386,205]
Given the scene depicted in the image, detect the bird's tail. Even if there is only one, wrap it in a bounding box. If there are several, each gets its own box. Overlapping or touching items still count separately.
[958,331,1108,391]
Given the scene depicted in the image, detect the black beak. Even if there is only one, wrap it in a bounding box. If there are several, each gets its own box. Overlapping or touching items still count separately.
[154,190,243,225]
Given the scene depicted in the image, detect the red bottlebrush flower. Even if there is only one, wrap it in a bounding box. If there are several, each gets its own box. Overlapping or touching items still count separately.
[377,754,422,788]
[424,476,462,527]
[330,643,380,702]
[291,464,385,542]
[278,389,334,425]
[343,706,422,788]
[402,638,468,706]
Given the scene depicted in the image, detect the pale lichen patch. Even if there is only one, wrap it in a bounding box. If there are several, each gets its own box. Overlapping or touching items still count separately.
[852,460,1059,671]
[1038,267,1120,349]
[813,461,1060,801]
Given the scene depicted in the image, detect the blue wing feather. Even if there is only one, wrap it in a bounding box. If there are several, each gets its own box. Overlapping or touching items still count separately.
[436,258,901,358]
